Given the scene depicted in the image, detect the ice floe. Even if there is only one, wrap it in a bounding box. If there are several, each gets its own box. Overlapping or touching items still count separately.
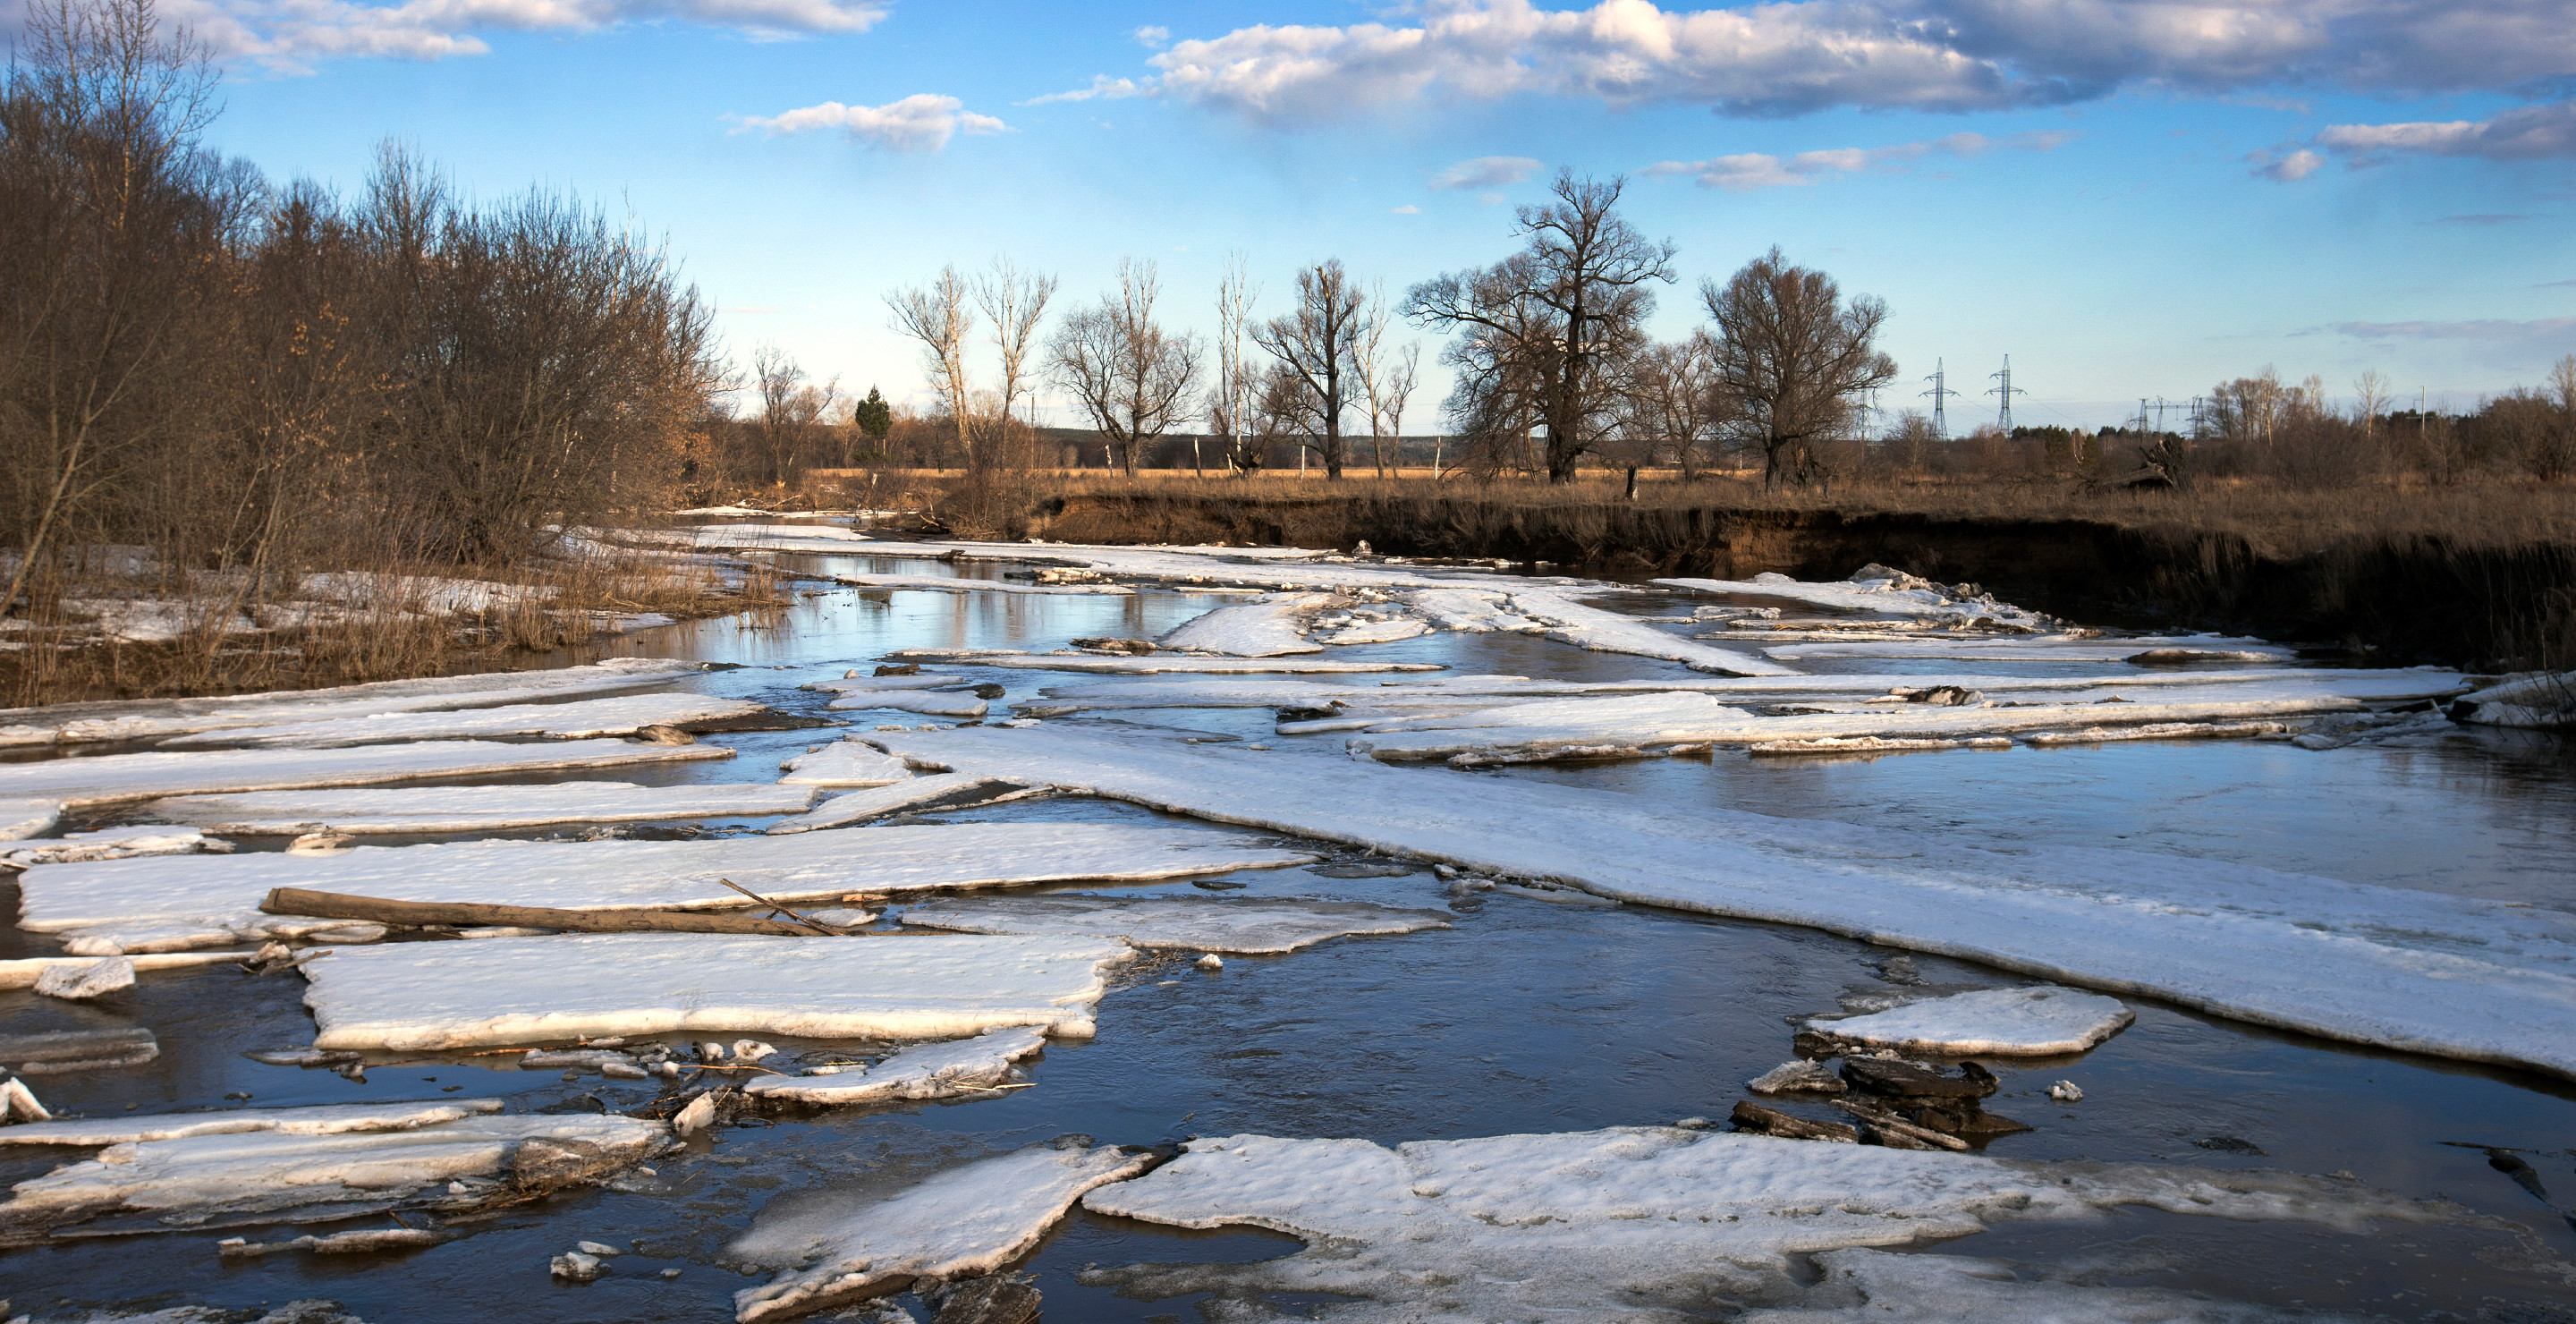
[0,658,700,748]
[0,737,731,810]
[766,775,1036,834]
[0,1111,668,1242]
[301,932,1134,1049]
[824,690,987,718]
[18,822,1316,953]
[896,895,1453,954]
[1657,567,2055,632]
[832,573,1131,596]
[1079,1127,2487,1320]
[731,1141,1155,1323]
[1801,987,2135,1057]
[741,1026,1048,1106]
[0,1099,505,1147]
[1406,588,1544,633]
[0,1027,158,1074]
[2022,720,2293,746]
[2,797,63,840]
[1504,587,1794,676]
[886,649,1445,676]
[1318,616,1429,646]
[2448,668,2576,729]
[148,781,819,836]
[3,825,226,867]
[1157,596,1329,657]
[622,523,876,555]
[1761,635,2293,663]
[157,693,770,749]
[0,952,258,988]
[778,740,914,786]
[868,723,2576,1081]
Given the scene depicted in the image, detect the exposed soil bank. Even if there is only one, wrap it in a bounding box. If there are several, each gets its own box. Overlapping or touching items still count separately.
[1026,489,2576,669]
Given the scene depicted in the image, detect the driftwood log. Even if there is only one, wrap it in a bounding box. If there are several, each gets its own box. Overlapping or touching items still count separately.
[258,887,847,938]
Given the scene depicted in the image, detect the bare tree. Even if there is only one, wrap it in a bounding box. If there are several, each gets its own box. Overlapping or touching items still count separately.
[1371,342,1421,477]
[1702,247,1896,490]
[1047,259,1202,477]
[972,258,1055,458]
[1622,333,1724,480]
[1212,252,1259,476]
[886,266,974,469]
[1253,259,1369,480]
[1405,172,1675,483]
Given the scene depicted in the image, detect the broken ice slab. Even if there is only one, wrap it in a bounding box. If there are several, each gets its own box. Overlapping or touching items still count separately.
[830,573,1132,596]
[155,693,776,750]
[301,931,1137,1050]
[1801,987,2134,1057]
[0,1111,668,1243]
[0,737,732,810]
[148,781,821,836]
[742,1026,1048,1106]
[1504,586,1796,676]
[18,821,1312,954]
[778,740,914,786]
[2447,668,2576,729]
[0,1028,159,1075]
[862,723,2576,1083]
[2,825,226,867]
[880,649,1445,676]
[1750,736,2012,758]
[2022,720,2295,746]
[219,1226,456,1256]
[1,796,63,840]
[731,1141,1154,1323]
[767,776,1037,834]
[0,1099,506,1147]
[1078,1127,2498,1320]
[1406,587,1546,633]
[0,658,703,749]
[1156,596,1331,657]
[1748,1060,1848,1095]
[897,895,1453,955]
[0,952,258,989]
[824,691,988,718]
[1318,617,1429,646]
[614,522,876,554]
[1655,571,2057,632]
[800,674,974,692]
[1760,633,2295,663]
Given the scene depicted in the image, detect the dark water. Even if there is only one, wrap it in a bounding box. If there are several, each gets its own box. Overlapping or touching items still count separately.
[4,552,2573,1321]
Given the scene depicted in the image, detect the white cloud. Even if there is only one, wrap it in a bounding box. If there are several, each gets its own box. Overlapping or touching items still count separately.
[1021,75,1150,106]
[1645,130,2071,191]
[1144,0,2576,123]
[1429,155,1542,190]
[1133,23,1168,47]
[734,93,1006,152]
[2314,100,2576,164]
[138,0,886,72]
[2246,147,2326,181]
[1392,204,1422,214]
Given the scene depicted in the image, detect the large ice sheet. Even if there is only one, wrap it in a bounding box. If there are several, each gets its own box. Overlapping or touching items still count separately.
[0,1099,504,1147]
[1157,596,1329,657]
[1804,987,2134,1056]
[0,658,700,748]
[779,740,914,786]
[732,1142,1156,1323]
[869,723,2576,1081]
[1406,588,1544,632]
[1506,587,1794,676]
[1764,634,2293,663]
[741,1026,1048,1106]
[2,797,63,840]
[1657,570,2055,631]
[159,693,770,749]
[825,690,987,717]
[898,895,1453,954]
[767,775,1035,834]
[301,933,1136,1049]
[148,781,818,835]
[1080,1127,2482,1320]
[886,651,1444,676]
[0,1113,667,1240]
[832,573,1131,596]
[18,822,1318,953]
[0,737,730,810]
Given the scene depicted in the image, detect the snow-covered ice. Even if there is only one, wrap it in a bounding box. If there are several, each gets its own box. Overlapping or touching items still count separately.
[2448,668,2575,729]
[18,822,1316,953]
[148,781,818,836]
[0,1099,505,1147]
[158,693,769,749]
[766,775,1036,833]
[824,691,987,718]
[897,895,1453,954]
[2,824,225,867]
[2023,720,2293,746]
[1318,616,1429,646]
[1080,1126,2487,1320]
[1506,587,1794,675]
[1406,588,1544,633]
[0,952,258,989]
[301,932,1138,1049]
[778,740,914,786]
[1,797,62,840]
[1157,596,1329,657]
[731,1142,1155,1323]
[741,1026,1048,1106]
[868,723,2576,1081]
[832,573,1131,596]
[1802,987,2135,1057]
[1656,569,2055,632]
[0,737,730,809]
[619,523,876,555]
[888,650,1445,676]
[1762,635,2294,663]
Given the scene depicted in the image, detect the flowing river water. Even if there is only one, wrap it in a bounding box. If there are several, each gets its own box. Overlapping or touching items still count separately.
[3,538,2573,1321]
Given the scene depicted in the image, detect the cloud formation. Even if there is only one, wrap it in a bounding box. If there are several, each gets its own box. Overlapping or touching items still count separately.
[147,0,886,71]
[2333,318,2576,341]
[1021,75,1149,106]
[1430,155,1543,189]
[1145,0,2576,123]
[735,93,1006,152]
[1647,129,2071,191]
[2313,100,2576,164]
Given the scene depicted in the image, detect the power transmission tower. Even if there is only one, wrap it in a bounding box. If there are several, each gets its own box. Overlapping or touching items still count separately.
[1987,355,2028,431]
[1921,359,1960,438]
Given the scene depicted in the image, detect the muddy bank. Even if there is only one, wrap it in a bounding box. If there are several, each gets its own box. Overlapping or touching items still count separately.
[1025,490,2576,669]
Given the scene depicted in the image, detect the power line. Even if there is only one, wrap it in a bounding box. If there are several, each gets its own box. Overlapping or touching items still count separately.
[1921,359,1960,438]
[1987,355,2029,432]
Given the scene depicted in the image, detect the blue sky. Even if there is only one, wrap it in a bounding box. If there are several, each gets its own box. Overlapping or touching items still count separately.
[114,0,2576,429]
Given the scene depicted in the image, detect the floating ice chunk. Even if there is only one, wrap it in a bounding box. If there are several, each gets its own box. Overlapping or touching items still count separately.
[885,650,1444,676]
[19,822,1308,953]
[2,824,225,867]
[0,1113,668,1241]
[824,691,987,718]
[1318,616,1429,646]
[743,1026,1048,1106]
[1656,573,2055,632]
[1505,587,1795,675]
[1157,596,1330,657]
[867,723,2576,1082]
[1802,987,2135,1057]
[2023,720,2294,746]
[1406,588,1544,633]
[0,1099,505,1147]
[149,781,819,836]
[0,952,257,989]
[767,775,1036,834]
[33,957,134,1000]
[159,693,771,750]
[831,572,1130,596]
[0,658,701,749]
[1751,736,2012,757]
[2448,668,2576,729]
[0,1027,159,1075]
[0,737,730,810]
[1763,634,2294,663]
[778,740,915,786]
[801,674,972,692]
[898,895,1453,955]
[1738,1246,2340,1322]
[1080,1127,2495,1320]
[2048,1081,2083,1103]
[1,796,63,840]
[301,932,1138,1050]
[731,1142,1155,1323]
[3,1076,51,1122]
